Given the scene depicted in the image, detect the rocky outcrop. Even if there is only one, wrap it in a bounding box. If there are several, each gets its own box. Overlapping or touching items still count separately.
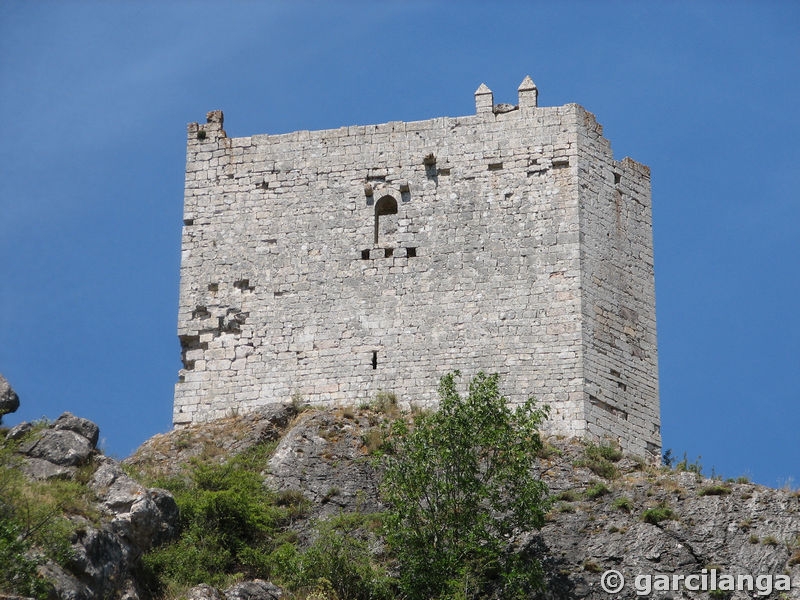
[6,392,799,599]
[223,580,283,600]
[4,393,178,600]
[132,407,800,599]
[526,441,800,598]
[266,409,383,521]
[124,403,297,478]
[89,456,178,550]
[12,412,99,480]
[185,580,283,600]
[53,412,100,447]
[0,373,20,419]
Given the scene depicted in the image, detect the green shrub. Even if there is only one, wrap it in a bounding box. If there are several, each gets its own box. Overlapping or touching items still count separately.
[698,485,732,497]
[585,442,623,463]
[381,371,550,600]
[296,522,393,600]
[371,391,400,417]
[554,489,579,502]
[0,514,52,598]
[573,442,622,480]
[583,560,603,573]
[574,457,619,480]
[611,496,633,512]
[141,441,391,598]
[141,445,297,591]
[0,437,85,598]
[585,482,611,500]
[675,452,703,475]
[641,503,677,525]
[361,428,386,455]
[535,443,563,459]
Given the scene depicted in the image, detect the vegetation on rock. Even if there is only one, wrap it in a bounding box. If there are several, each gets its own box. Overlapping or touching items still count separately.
[0,425,94,598]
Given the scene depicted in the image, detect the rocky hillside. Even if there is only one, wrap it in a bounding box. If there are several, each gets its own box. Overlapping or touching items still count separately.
[2,374,799,599]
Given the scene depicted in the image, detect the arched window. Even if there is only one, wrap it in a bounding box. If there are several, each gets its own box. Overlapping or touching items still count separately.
[374,195,398,245]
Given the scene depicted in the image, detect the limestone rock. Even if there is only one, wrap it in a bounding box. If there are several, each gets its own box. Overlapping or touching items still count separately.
[37,561,90,600]
[186,585,225,600]
[125,403,296,478]
[6,421,33,441]
[90,456,178,549]
[0,373,20,417]
[19,428,92,466]
[266,410,382,521]
[68,525,136,598]
[19,456,75,480]
[53,412,100,447]
[223,580,283,600]
[18,428,93,467]
[3,410,178,600]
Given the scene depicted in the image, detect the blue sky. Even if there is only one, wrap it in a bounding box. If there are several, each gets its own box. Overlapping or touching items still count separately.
[1,1,797,487]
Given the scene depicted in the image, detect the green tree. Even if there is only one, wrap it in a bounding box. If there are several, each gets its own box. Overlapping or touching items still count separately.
[381,372,550,600]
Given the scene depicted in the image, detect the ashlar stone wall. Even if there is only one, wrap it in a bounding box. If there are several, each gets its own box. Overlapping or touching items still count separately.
[174,77,660,459]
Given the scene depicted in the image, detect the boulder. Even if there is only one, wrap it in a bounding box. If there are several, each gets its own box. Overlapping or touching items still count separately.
[90,456,178,549]
[266,411,383,520]
[53,412,100,447]
[0,373,20,417]
[6,421,33,441]
[37,561,90,600]
[20,456,75,480]
[68,525,135,598]
[186,585,225,600]
[18,428,93,466]
[223,580,283,600]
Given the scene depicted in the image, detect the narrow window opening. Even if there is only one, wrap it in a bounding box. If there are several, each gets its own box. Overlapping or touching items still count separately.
[183,218,194,226]
[488,162,503,171]
[384,248,394,258]
[407,247,416,258]
[614,172,621,185]
[374,195,398,245]
[361,249,370,260]
[371,351,378,370]
[552,159,570,169]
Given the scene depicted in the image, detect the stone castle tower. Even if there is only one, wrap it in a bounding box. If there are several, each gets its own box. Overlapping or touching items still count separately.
[174,77,661,459]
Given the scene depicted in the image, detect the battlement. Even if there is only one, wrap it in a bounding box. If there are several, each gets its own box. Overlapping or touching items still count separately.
[174,77,660,460]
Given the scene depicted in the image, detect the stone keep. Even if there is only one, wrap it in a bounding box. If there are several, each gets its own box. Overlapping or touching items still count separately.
[174,77,661,459]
